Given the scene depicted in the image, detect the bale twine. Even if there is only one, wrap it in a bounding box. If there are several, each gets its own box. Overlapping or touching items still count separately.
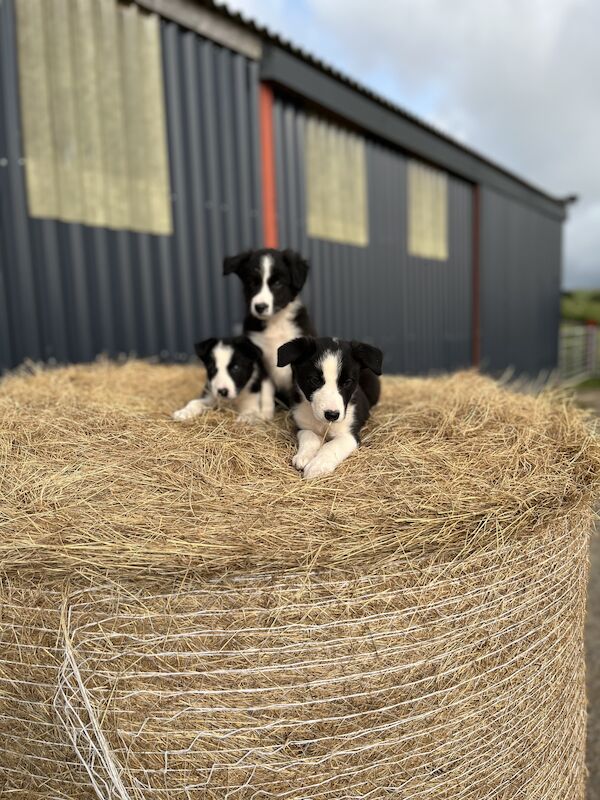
[1,361,599,799]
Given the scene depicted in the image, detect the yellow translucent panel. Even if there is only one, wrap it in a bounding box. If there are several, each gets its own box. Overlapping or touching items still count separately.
[408,161,448,260]
[73,0,106,227]
[305,117,368,247]
[135,8,172,236]
[15,0,172,235]
[15,0,58,219]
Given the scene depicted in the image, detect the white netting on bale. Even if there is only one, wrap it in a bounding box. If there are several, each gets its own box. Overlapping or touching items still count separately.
[0,517,590,799]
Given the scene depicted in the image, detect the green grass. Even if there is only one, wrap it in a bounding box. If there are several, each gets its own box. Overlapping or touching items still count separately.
[575,377,600,390]
[562,290,600,325]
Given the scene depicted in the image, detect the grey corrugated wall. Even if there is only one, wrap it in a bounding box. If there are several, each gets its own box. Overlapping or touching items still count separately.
[0,0,262,371]
[479,187,562,375]
[273,96,474,375]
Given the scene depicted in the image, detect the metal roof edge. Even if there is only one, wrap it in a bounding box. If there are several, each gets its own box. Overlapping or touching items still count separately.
[132,0,262,59]
[260,45,567,221]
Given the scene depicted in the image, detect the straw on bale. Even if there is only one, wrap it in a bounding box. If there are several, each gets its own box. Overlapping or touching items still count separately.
[1,360,599,799]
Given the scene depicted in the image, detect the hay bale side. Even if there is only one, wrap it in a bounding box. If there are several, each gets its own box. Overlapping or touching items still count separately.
[0,362,598,798]
[1,518,591,799]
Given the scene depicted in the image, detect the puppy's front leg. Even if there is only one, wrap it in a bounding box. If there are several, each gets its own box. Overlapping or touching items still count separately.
[173,393,214,421]
[236,389,262,423]
[292,429,322,471]
[259,379,275,421]
[302,433,357,479]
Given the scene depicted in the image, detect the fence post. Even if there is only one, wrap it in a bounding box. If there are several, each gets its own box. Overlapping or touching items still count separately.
[586,321,598,377]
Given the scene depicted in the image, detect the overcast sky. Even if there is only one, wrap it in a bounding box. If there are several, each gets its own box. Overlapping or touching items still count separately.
[223,0,599,289]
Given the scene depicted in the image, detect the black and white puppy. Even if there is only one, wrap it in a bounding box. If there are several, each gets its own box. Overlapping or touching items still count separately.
[223,249,316,407]
[277,337,383,479]
[173,336,274,423]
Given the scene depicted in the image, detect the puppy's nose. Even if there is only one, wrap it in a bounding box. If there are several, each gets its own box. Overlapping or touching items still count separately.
[254,302,268,314]
[324,410,340,422]
[217,388,229,398]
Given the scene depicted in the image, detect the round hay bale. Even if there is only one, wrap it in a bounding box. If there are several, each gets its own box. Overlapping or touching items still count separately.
[0,361,598,799]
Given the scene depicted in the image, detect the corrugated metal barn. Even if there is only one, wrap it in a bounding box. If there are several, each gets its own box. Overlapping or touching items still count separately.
[0,0,569,375]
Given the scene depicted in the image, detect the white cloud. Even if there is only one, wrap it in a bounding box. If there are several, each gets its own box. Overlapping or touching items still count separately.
[223,0,600,287]
[565,202,600,288]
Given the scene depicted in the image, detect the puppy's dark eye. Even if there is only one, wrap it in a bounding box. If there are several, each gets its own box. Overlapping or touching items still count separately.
[309,376,321,389]
[343,378,354,388]
[230,365,241,374]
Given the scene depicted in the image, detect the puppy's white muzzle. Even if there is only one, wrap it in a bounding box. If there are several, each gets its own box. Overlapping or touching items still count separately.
[311,387,345,424]
[250,273,274,319]
[210,380,237,401]
[251,296,273,319]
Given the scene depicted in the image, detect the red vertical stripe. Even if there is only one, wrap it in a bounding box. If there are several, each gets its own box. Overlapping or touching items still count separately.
[260,83,278,248]
[472,185,481,367]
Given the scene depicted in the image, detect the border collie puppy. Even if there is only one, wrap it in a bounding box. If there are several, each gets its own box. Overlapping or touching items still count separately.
[173,337,274,423]
[223,249,316,406]
[277,336,383,479]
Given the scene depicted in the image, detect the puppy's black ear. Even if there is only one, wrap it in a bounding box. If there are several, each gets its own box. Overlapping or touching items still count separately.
[237,337,262,362]
[194,337,218,361]
[282,249,309,293]
[277,337,315,368]
[223,250,252,276]
[351,341,383,375]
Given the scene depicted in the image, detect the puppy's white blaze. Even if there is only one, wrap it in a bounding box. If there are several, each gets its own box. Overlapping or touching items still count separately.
[251,254,274,317]
[211,343,237,399]
[311,351,345,422]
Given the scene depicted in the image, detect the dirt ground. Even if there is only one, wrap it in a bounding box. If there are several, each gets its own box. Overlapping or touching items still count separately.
[576,389,600,799]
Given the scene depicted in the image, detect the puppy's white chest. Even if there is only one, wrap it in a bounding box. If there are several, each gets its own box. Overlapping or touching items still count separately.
[293,400,327,437]
[292,399,355,439]
[250,307,300,390]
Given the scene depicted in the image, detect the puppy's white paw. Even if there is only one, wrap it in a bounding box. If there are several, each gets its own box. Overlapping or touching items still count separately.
[236,413,260,425]
[172,401,207,421]
[172,408,195,422]
[302,455,337,480]
[292,451,315,471]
